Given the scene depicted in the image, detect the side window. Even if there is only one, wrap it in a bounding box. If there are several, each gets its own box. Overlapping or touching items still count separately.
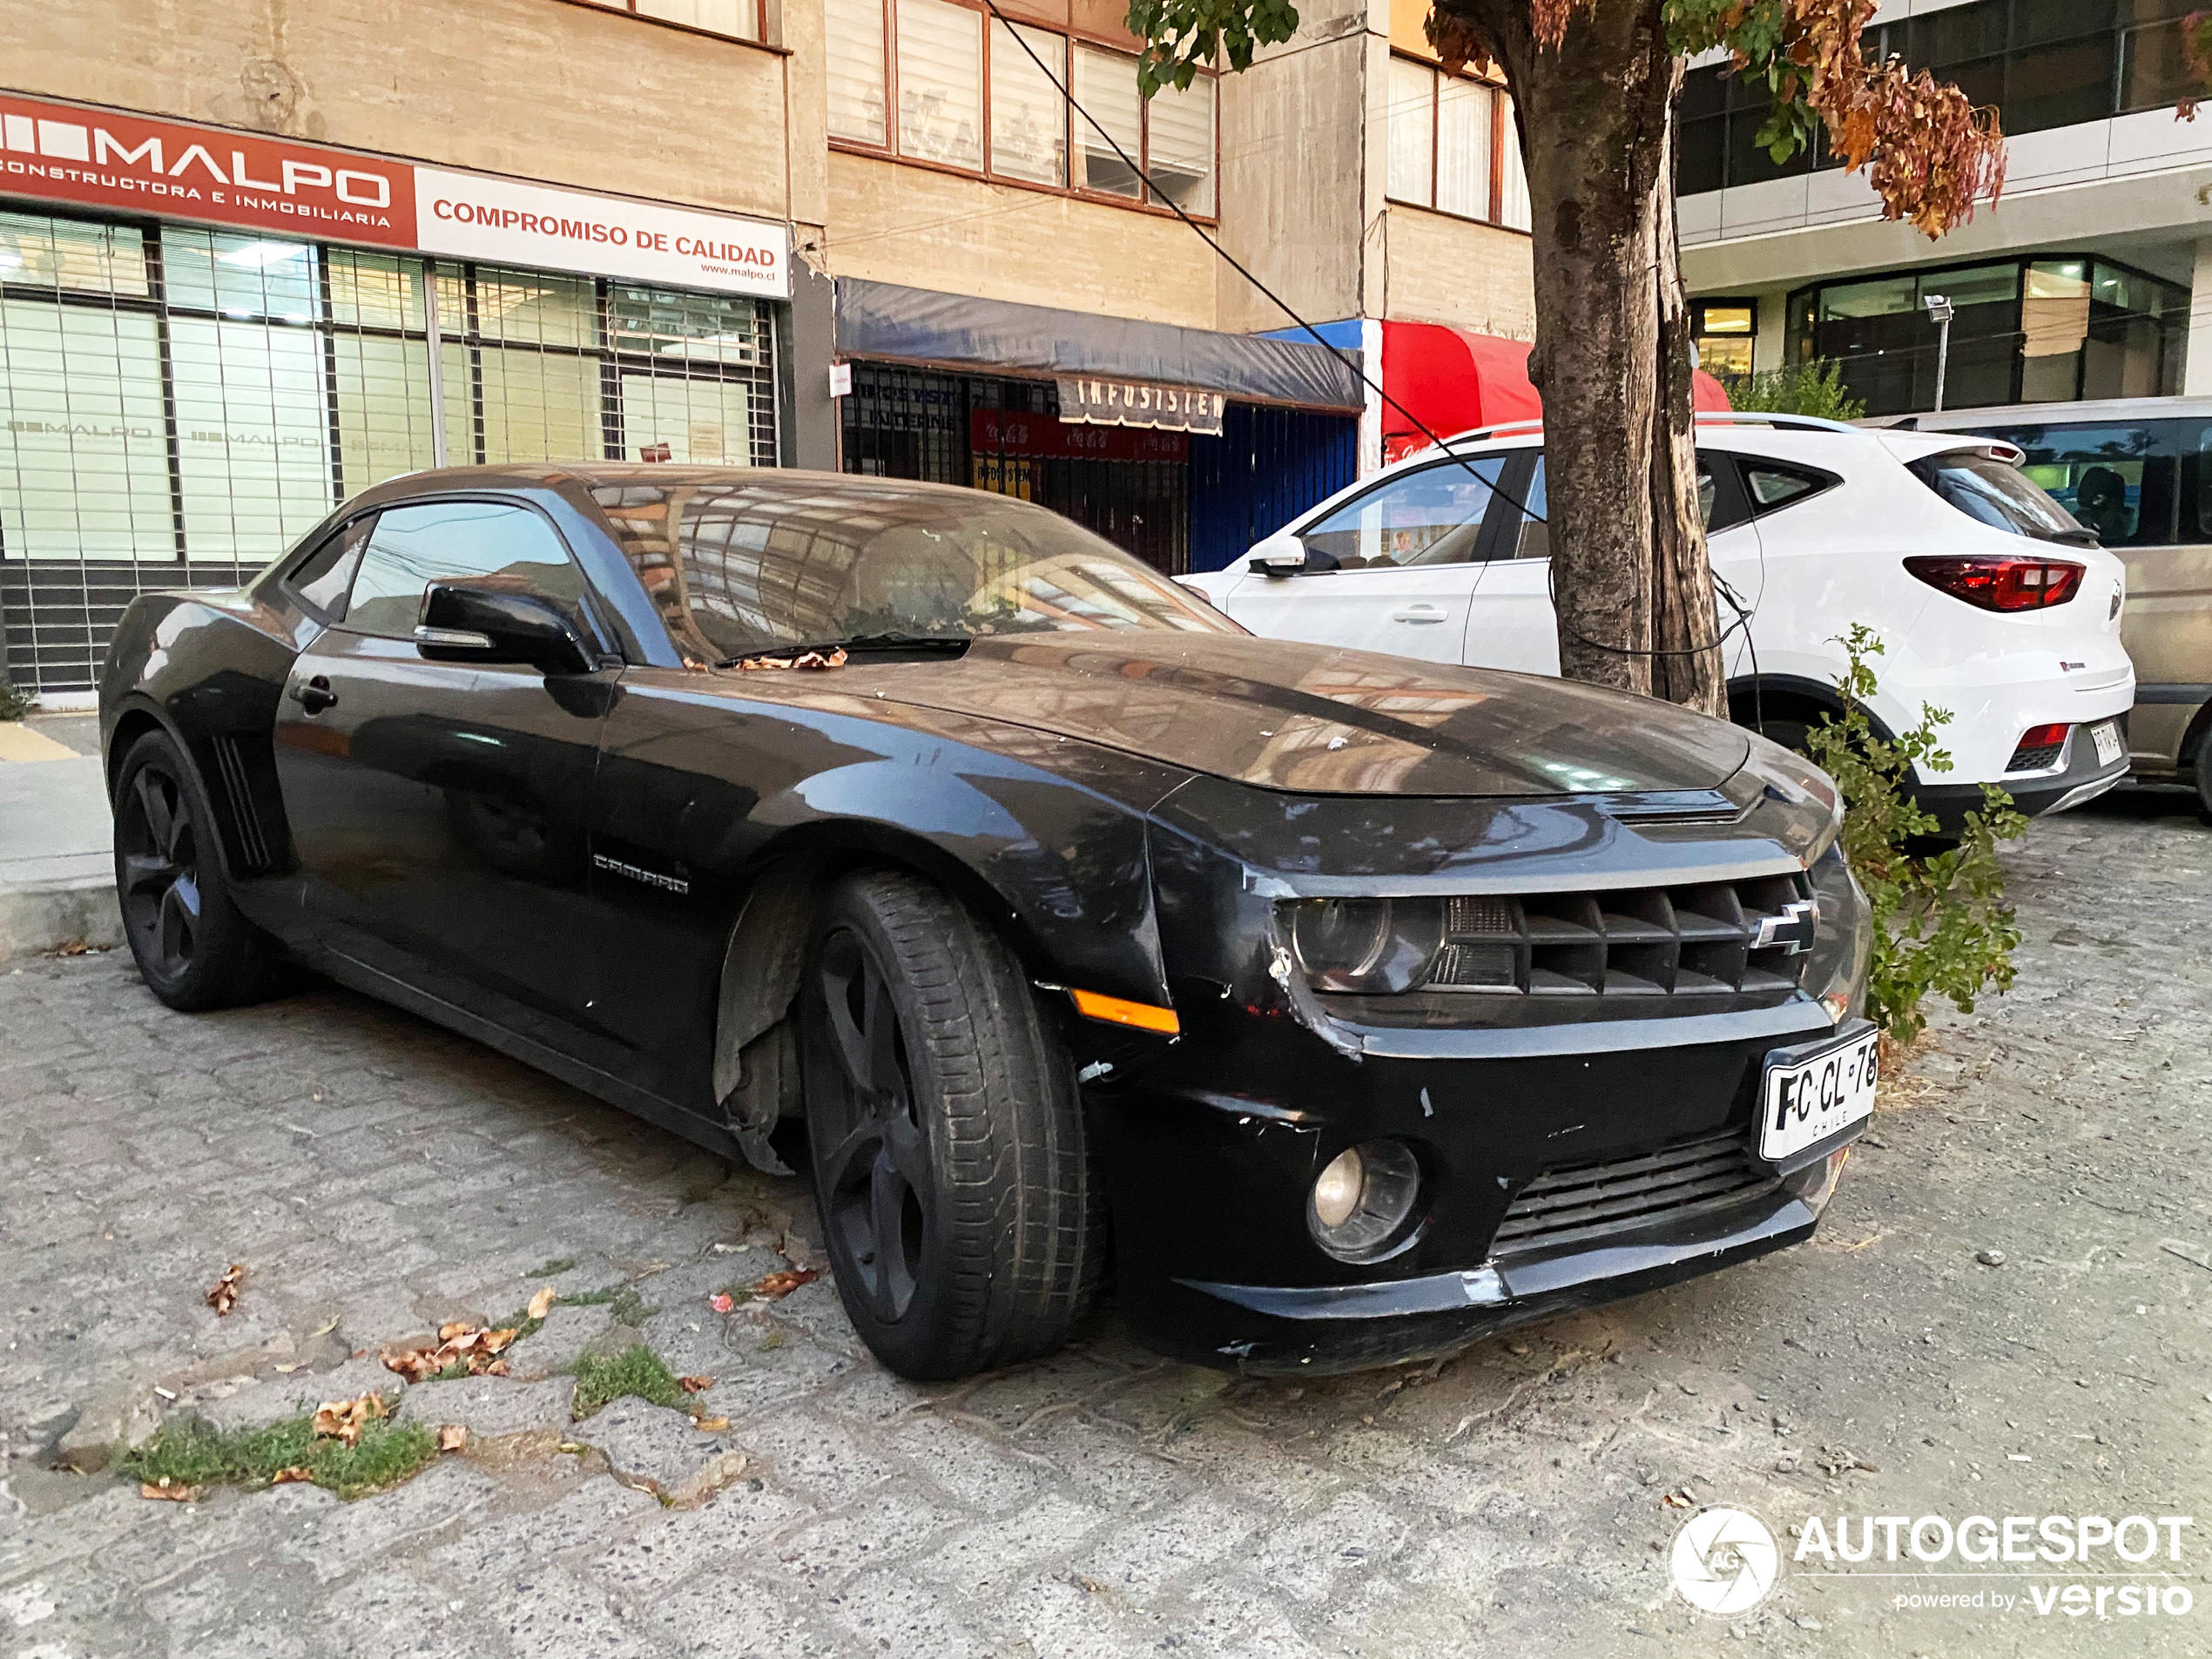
[1502,455,1549,559]
[1294,456,1507,570]
[1998,423,2176,547]
[1739,461,1832,518]
[343,501,587,640]
[286,515,377,620]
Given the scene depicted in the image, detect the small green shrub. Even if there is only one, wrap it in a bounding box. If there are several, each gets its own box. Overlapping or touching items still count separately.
[121,1412,438,1501]
[1715,359,1866,422]
[0,681,37,722]
[571,1344,685,1419]
[1802,626,2027,1044]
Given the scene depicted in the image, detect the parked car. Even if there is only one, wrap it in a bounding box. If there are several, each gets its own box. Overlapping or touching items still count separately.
[1183,413,2135,832]
[1898,397,2212,819]
[101,466,1872,1382]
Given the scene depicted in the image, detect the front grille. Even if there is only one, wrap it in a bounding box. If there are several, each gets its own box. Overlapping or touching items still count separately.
[1425,874,1813,998]
[1491,1130,1782,1258]
[2005,734,2066,772]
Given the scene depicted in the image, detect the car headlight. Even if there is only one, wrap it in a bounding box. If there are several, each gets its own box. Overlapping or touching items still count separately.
[1802,840,1871,1024]
[1285,898,1445,994]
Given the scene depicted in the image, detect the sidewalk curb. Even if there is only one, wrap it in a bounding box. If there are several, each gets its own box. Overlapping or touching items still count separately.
[0,873,123,961]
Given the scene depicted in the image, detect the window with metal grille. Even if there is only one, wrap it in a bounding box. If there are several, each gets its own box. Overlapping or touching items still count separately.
[0,207,779,692]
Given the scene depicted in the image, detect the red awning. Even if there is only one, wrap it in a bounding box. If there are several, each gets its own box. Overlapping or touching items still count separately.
[1378,320,1731,464]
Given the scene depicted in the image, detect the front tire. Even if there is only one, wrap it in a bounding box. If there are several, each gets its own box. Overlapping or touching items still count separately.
[800,869,1104,1380]
[111,729,287,1011]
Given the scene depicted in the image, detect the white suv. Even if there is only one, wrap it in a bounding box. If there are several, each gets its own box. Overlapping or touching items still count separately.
[1184,413,2134,829]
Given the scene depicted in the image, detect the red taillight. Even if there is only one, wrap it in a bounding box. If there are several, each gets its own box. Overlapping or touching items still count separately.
[2016,723,2067,751]
[1905,554,2085,611]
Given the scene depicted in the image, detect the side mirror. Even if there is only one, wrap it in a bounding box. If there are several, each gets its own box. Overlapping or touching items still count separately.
[415,583,595,676]
[1247,544,1309,577]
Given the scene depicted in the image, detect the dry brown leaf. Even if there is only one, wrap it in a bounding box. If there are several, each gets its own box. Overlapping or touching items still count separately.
[738,646,847,671]
[141,1478,203,1501]
[269,1466,315,1484]
[678,1375,716,1394]
[483,1359,510,1377]
[692,1414,731,1433]
[51,938,91,957]
[437,1320,472,1342]
[205,1264,245,1317]
[311,1391,389,1447]
[526,1286,557,1321]
[751,1268,822,1300]
[382,1319,522,1383]
[437,1424,469,1453]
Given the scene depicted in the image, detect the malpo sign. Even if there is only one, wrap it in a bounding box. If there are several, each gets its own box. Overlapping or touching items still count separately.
[0,92,789,300]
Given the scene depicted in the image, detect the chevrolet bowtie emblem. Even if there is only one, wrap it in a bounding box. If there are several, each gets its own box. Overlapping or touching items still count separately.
[1753,899,1817,954]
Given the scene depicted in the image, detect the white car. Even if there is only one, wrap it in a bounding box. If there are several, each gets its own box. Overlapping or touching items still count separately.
[1184,413,2134,829]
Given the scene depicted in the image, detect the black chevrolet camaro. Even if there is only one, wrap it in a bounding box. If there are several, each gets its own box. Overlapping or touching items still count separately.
[99,465,1875,1380]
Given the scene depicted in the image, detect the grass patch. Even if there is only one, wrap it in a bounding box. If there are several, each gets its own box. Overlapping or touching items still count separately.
[122,1413,439,1501]
[526,1257,577,1278]
[559,1285,658,1326]
[571,1344,685,1419]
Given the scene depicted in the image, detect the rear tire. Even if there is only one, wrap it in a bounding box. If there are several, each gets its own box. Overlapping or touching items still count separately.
[2195,736,2212,825]
[111,729,288,1011]
[800,869,1104,1380]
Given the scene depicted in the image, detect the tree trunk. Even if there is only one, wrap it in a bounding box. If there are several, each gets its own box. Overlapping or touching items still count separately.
[1442,0,1724,717]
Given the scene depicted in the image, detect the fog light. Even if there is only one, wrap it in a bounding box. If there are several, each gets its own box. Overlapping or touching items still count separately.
[1312,1147,1365,1229]
[1306,1140,1423,1260]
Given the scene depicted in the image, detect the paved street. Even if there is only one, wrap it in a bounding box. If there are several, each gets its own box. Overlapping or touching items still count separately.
[2,790,2206,1659]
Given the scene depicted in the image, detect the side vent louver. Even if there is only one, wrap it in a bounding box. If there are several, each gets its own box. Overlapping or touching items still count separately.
[210,734,273,874]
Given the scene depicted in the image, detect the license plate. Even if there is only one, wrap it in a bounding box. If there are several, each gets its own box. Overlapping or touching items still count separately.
[2090,720,2123,766]
[1759,1025,1878,1165]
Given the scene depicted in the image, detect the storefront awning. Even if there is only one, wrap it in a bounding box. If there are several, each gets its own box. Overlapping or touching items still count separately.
[833,280,1365,414]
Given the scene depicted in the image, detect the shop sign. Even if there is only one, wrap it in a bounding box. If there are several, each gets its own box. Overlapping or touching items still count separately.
[972,408,1190,462]
[0,91,789,300]
[1055,376,1225,435]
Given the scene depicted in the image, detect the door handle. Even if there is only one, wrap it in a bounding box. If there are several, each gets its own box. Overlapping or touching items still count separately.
[288,675,338,715]
[1391,606,1447,624]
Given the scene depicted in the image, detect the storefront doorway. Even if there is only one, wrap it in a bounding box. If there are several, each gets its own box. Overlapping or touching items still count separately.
[840,367,1190,573]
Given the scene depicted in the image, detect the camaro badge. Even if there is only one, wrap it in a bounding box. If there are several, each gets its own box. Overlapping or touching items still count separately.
[592,853,690,895]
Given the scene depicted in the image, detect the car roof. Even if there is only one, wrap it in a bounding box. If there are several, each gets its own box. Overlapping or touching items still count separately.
[1883,396,2212,428]
[346,463,1001,513]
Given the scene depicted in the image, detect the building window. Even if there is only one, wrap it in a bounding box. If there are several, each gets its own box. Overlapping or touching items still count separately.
[1384,55,1528,231]
[1781,253,2186,416]
[1691,298,1757,376]
[577,0,766,46]
[0,207,779,690]
[1680,0,2206,197]
[826,0,1218,219]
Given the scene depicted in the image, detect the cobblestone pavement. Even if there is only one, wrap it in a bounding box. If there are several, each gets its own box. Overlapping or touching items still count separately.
[2,792,2207,1659]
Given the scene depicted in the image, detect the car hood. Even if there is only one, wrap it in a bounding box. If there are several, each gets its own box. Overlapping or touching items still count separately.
[880,633,1751,798]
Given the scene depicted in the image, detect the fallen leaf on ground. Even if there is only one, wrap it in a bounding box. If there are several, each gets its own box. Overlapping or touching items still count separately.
[382,1323,520,1383]
[141,1478,202,1501]
[751,1268,822,1300]
[51,938,91,957]
[678,1375,715,1393]
[526,1286,557,1321]
[269,1467,314,1484]
[437,1424,469,1453]
[708,1293,735,1313]
[205,1264,245,1316]
[312,1391,389,1447]
[692,1415,731,1433]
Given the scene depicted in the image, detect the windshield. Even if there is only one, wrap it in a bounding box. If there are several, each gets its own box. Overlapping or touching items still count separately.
[590,476,1240,665]
[1908,449,2088,543]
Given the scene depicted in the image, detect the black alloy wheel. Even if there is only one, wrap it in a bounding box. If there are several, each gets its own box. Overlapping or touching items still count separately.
[812,925,932,1325]
[799,869,1105,1380]
[111,729,287,1011]
[118,757,203,984]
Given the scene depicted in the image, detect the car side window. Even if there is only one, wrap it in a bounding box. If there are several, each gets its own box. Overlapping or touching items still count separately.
[1502,455,1748,554]
[1995,423,2177,547]
[1738,460,1832,519]
[1293,456,1507,570]
[341,501,588,641]
[286,515,376,621]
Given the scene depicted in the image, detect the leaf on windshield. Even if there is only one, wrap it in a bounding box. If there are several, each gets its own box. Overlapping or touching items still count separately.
[737,647,848,671]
